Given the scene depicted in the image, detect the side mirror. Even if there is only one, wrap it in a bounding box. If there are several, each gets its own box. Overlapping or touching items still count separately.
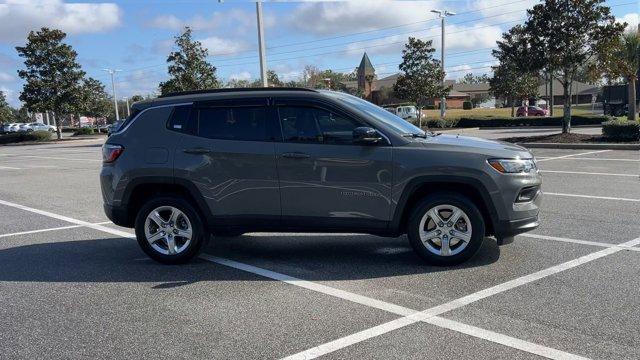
[353,126,383,144]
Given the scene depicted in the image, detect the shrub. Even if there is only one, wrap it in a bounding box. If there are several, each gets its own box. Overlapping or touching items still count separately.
[0,130,51,144]
[602,120,639,141]
[462,101,473,110]
[423,104,437,110]
[73,127,94,136]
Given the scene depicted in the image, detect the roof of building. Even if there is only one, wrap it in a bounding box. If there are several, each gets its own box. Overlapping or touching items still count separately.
[358,52,375,74]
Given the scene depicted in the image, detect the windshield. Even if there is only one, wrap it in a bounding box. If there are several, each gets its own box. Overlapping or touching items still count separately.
[322,91,424,135]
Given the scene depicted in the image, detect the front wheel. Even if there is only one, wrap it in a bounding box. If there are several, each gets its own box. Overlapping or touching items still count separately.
[407,193,485,266]
[134,196,208,264]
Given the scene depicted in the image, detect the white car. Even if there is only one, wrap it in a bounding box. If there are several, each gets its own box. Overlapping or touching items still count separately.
[18,123,57,132]
[2,123,21,133]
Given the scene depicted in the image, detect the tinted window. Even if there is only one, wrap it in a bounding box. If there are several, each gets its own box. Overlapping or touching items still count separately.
[167,105,192,132]
[278,106,363,144]
[198,106,268,141]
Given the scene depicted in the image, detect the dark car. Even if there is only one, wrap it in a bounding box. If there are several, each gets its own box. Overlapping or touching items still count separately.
[101,88,541,266]
[516,106,547,117]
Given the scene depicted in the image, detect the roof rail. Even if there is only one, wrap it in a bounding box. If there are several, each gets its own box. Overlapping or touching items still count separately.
[158,87,318,98]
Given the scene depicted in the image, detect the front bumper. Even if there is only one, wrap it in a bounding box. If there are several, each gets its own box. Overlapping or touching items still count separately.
[495,215,539,239]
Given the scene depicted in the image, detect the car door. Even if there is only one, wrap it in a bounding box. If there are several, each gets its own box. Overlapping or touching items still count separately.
[274,99,393,230]
[173,99,281,228]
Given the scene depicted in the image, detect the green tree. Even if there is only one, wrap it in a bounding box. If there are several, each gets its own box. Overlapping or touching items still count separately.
[76,77,111,124]
[606,31,640,121]
[522,0,625,132]
[16,27,86,139]
[130,94,145,103]
[394,37,448,124]
[267,70,282,87]
[489,64,539,117]
[458,73,489,84]
[159,27,219,95]
[0,91,13,123]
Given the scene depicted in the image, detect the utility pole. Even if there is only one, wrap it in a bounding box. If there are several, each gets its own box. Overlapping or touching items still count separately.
[431,9,455,120]
[102,68,121,121]
[123,97,130,117]
[256,1,268,87]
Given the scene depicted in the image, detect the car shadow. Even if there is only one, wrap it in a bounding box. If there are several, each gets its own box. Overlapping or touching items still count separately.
[0,234,500,287]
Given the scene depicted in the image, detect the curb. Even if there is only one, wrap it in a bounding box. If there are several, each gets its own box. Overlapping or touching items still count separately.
[517,142,640,150]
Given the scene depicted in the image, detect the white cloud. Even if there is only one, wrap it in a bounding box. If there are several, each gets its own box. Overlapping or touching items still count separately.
[290,0,443,35]
[619,13,639,31]
[343,22,503,56]
[148,8,274,32]
[199,36,249,56]
[228,71,252,81]
[470,0,538,22]
[0,0,121,42]
[0,86,19,107]
[0,72,14,82]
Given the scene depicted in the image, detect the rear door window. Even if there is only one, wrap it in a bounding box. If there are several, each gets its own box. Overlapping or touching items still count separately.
[197,106,269,141]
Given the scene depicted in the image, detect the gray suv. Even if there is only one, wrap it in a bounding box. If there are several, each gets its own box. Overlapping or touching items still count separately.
[101,88,541,266]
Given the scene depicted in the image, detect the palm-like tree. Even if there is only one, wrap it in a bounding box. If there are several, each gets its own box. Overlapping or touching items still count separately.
[613,31,640,120]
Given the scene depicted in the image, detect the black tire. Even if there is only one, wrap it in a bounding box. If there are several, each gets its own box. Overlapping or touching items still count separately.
[407,193,485,266]
[134,195,208,264]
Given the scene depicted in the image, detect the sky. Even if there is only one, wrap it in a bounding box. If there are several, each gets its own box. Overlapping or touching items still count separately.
[0,0,638,107]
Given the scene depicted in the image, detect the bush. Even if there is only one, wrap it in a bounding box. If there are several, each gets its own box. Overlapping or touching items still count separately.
[0,130,51,144]
[423,104,437,110]
[602,120,639,141]
[462,101,473,110]
[73,127,94,136]
[424,115,612,129]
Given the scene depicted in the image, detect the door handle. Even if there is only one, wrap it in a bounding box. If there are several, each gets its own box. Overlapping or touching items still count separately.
[183,147,211,155]
[281,152,310,159]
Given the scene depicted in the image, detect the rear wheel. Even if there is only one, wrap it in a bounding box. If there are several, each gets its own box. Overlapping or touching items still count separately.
[134,195,208,264]
[407,193,485,266]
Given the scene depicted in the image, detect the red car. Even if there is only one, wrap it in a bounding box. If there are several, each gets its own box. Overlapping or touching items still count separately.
[516,106,547,117]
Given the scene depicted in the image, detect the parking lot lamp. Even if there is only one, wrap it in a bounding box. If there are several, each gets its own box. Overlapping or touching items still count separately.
[102,68,121,122]
[123,97,130,118]
[431,9,456,119]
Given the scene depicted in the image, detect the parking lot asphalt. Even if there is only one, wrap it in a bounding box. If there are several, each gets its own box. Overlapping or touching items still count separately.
[1,139,639,359]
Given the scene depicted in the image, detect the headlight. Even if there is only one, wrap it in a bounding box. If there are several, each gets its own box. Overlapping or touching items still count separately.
[488,158,537,174]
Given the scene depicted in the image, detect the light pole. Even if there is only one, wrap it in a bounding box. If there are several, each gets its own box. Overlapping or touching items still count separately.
[431,9,455,120]
[102,68,122,121]
[256,1,268,87]
[123,97,130,118]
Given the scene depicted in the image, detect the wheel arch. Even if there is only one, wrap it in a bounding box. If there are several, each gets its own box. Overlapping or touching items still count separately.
[391,176,499,236]
[121,177,211,228]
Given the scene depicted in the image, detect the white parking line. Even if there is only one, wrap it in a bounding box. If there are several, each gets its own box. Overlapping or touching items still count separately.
[545,192,640,202]
[537,157,639,162]
[283,236,640,360]
[0,221,112,239]
[0,166,21,169]
[539,170,638,177]
[0,198,600,360]
[536,150,610,162]
[520,233,640,252]
[5,155,102,162]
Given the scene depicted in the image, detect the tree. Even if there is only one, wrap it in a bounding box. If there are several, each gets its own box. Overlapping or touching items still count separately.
[76,77,111,125]
[458,73,490,84]
[16,28,86,139]
[0,91,13,123]
[605,31,640,121]
[159,27,219,95]
[489,64,539,117]
[225,78,253,88]
[522,0,625,132]
[130,94,145,103]
[267,70,282,87]
[394,37,448,125]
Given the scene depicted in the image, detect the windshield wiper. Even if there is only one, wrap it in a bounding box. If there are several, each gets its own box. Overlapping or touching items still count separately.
[401,132,428,139]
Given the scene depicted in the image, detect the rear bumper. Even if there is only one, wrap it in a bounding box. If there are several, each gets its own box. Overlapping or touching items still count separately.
[103,203,132,228]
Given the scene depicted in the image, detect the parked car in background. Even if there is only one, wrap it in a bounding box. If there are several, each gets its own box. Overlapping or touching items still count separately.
[383,105,418,120]
[2,123,21,133]
[516,106,547,117]
[28,123,57,132]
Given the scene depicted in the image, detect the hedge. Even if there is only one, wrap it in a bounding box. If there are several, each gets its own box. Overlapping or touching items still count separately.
[73,127,94,136]
[422,115,612,129]
[462,101,473,110]
[0,130,51,144]
[602,120,639,141]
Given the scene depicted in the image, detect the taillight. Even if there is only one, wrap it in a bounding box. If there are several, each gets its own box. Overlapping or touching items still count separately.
[102,144,124,163]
